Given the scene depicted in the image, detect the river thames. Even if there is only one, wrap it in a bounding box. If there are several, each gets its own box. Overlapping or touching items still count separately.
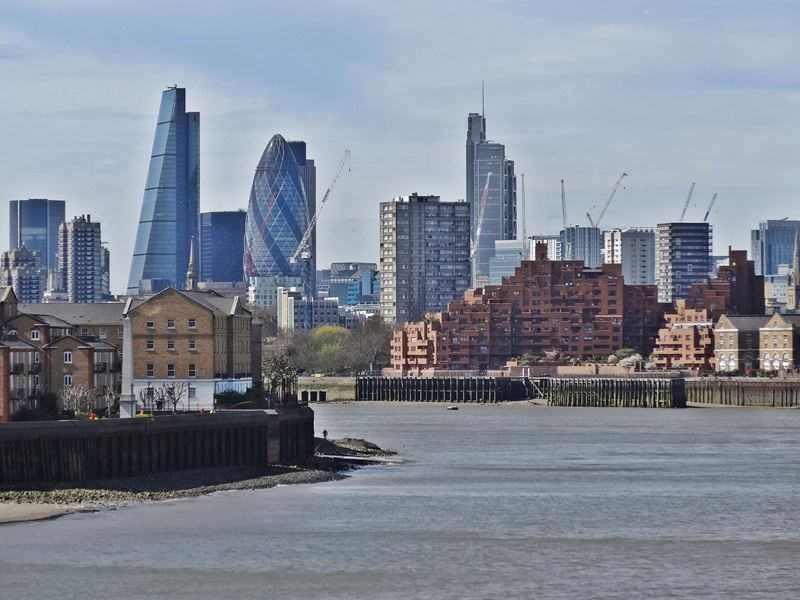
[1,403,799,599]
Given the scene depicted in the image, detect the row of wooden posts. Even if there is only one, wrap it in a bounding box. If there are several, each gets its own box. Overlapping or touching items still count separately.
[355,377,528,403]
[685,378,800,407]
[545,377,687,408]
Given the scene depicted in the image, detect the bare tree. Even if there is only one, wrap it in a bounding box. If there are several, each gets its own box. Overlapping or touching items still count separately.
[163,382,188,413]
[62,385,93,417]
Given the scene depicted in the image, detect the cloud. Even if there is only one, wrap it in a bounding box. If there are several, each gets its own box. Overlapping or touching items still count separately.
[1,1,799,293]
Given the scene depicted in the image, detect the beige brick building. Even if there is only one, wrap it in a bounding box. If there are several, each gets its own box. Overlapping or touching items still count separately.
[124,288,261,411]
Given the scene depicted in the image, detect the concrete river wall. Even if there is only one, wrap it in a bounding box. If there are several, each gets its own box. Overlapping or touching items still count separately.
[0,406,314,486]
[686,379,800,407]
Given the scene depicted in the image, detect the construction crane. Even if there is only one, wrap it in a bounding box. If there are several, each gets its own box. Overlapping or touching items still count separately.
[470,172,492,283]
[678,182,696,222]
[519,173,527,255]
[587,172,627,228]
[703,193,718,222]
[290,149,351,329]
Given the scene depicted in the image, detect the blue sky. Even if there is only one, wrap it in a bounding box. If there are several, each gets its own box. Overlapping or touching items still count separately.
[1,0,800,292]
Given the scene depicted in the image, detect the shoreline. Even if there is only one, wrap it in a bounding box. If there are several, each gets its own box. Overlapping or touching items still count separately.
[0,438,394,525]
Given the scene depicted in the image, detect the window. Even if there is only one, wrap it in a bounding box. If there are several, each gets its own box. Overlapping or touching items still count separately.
[34,352,40,364]
[188,319,196,329]
[146,320,154,329]
[167,339,175,351]
[189,386,197,399]
[30,330,40,341]
[146,363,154,377]
[118,327,123,339]
[167,364,175,377]
[64,351,73,364]
[99,328,107,339]
[63,374,72,387]
[188,339,196,351]
[188,364,196,378]
[167,319,175,329]
[146,339,154,351]
[80,327,88,336]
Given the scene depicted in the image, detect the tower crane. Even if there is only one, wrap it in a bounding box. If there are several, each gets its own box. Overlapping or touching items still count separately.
[519,173,527,255]
[290,149,351,329]
[470,172,492,284]
[678,182,696,222]
[703,193,718,222]
[587,172,627,228]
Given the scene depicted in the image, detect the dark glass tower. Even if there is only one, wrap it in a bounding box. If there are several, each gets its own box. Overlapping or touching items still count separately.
[127,86,199,293]
[199,210,246,282]
[244,134,309,280]
[9,198,65,271]
[466,112,517,287]
[287,141,316,290]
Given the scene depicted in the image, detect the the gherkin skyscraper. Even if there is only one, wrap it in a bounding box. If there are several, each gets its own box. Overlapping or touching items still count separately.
[244,135,309,295]
[127,86,199,293]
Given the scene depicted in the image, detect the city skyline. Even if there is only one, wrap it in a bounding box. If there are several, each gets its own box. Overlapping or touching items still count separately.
[1,1,800,293]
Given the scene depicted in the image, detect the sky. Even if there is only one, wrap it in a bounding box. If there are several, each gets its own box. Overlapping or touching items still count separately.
[1,0,800,293]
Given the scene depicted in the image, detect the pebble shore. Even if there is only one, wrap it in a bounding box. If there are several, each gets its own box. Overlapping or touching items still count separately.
[0,438,392,522]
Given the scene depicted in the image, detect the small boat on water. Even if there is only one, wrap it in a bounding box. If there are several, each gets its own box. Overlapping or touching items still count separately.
[446,405,459,411]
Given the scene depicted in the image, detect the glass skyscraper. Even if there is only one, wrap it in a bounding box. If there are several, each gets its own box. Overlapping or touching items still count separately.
[127,86,199,293]
[466,112,517,287]
[244,134,310,306]
[9,198,65,271]
[199,210,246,283]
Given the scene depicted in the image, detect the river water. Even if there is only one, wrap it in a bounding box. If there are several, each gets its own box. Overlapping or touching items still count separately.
[1,403,800,599]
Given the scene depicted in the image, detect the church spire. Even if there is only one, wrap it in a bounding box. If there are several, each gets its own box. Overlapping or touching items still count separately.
[185,237,197,291]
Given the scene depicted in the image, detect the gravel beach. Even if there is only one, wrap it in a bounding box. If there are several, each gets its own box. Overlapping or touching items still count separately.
[0,438,393,523]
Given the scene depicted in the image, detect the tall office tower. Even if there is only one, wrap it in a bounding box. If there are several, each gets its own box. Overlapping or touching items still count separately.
[603,228,656,285]
[488,239,526,284]
[656,222,712,303]
[0,247,47,303]
[244,134,308,308]
[750,219,800,277]
[561,226,602,268]
[288,141,316,291]
[379,194,471,324]
[466,112,517,287]
[57,215,110,303]
[127,86,200,293]
[9,198,65,271]
[199,210,246,283]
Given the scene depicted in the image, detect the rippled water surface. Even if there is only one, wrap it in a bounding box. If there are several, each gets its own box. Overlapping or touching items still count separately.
[2,403,800,599]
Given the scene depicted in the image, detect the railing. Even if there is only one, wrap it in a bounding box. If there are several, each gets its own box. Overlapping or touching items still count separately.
[94,362,109,373]
[28,363,41,374]
[10,364,24,375]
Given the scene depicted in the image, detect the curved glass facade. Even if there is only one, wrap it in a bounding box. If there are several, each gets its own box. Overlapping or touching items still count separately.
[127,87,199,293]
[244,134,309,279]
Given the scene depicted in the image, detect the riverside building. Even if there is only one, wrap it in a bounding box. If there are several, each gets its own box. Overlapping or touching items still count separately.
[391,243,664,373]
[379,194,471,325]
[603,228,656,285]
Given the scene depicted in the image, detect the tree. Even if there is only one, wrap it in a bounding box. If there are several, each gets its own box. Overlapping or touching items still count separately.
[347,317,392,374]
[262,345,298,402]
[615,348,638,360]
[163,382,188,413]
[618,353,643,369]
[62,385,93,417]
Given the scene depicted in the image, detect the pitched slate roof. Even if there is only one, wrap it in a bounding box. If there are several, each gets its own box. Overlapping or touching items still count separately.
[18,303,126,326]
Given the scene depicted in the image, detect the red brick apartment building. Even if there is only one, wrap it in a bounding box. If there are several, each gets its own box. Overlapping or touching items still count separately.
[652,249,764,370]
[391,244,666,372]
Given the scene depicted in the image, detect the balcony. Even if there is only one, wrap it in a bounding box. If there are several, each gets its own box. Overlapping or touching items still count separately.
[93,362,109,373]
[28,363,41,374]
[10,364,24,375]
